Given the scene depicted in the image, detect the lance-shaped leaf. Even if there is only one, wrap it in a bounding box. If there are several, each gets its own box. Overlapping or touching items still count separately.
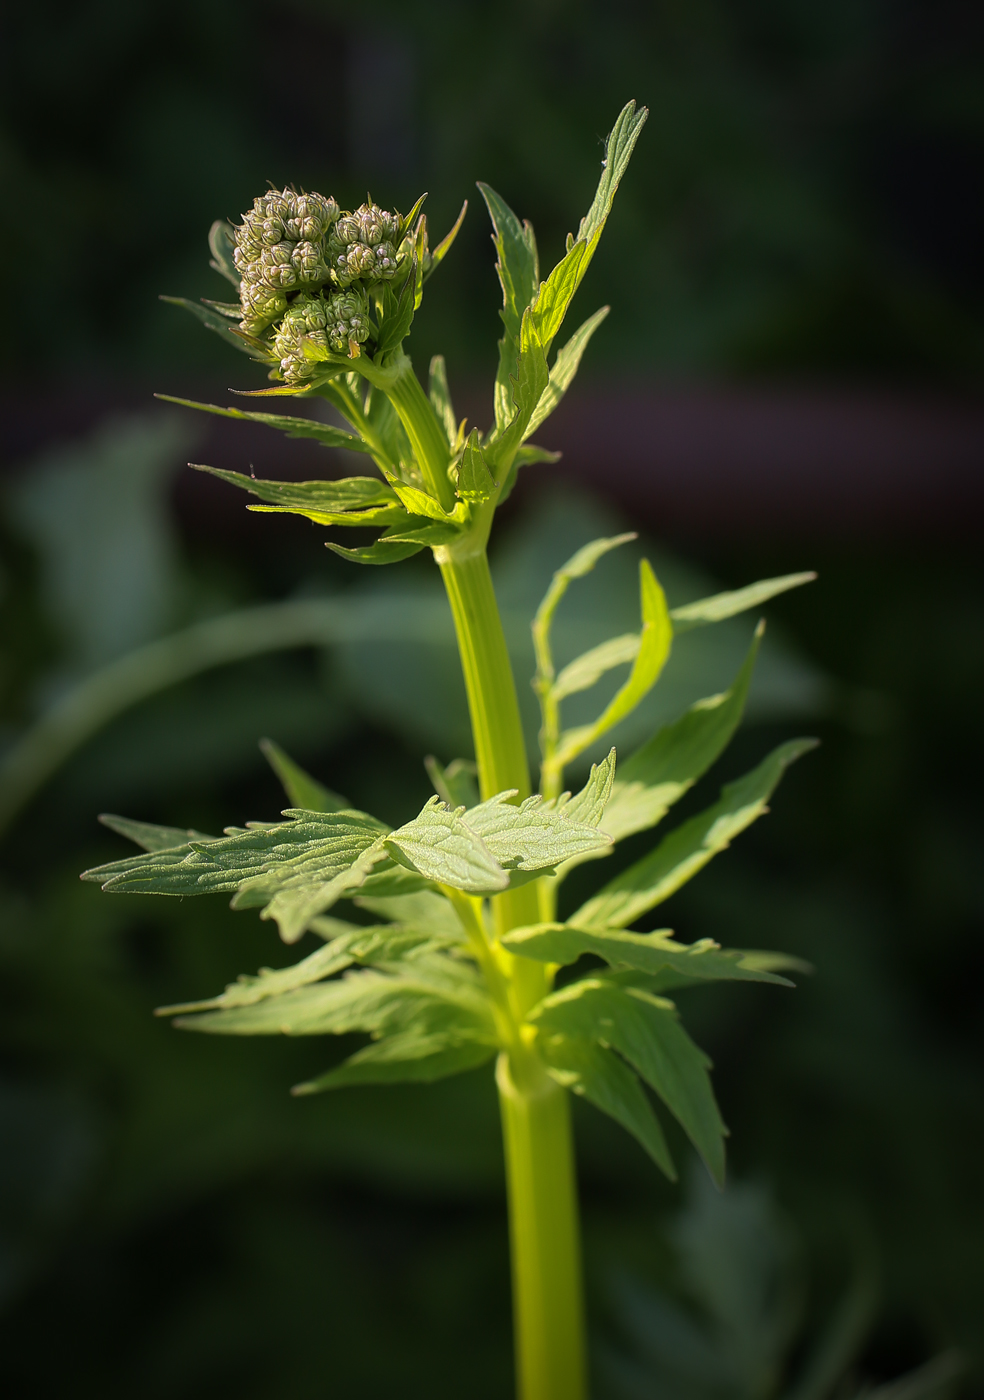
[477,183,539,344]
[670,572,817,632]
[524,305,610,439]
[82,808,393,944]
[502,923,795,987]
[156,397,375,453]
[385,799,507,893]
[98,814,219,853]
[188,464,399,519]
[590,625,763,851]
[424,199,469,280]
[375,258,418,355]
[530,239,587,353]
[539,1032,676,1178]
[553,633,641,702]
[547,749,617,827]
[375,518,463,549]
[530,979,727,1185]
[294,1029,495,1094]
[573,100,649,261]
[428,354,458,447]
[553,559,672,769]
[259,738,350,813]
[157,936,361,1016]
[173,960,495,1044]
[571,738,818,931]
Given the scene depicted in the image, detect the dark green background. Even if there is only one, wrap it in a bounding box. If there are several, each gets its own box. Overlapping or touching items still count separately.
[1,2,981,1396]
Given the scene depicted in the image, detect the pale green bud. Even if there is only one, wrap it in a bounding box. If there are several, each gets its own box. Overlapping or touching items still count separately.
[326,288,371,352]
[239,282,288,336]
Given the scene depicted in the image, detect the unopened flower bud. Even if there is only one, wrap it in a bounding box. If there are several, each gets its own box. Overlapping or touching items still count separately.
[326,288,371,352]
[240,282,289,336]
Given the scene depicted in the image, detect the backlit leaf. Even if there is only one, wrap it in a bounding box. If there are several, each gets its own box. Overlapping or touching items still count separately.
[156,396,374,453]
[293,1031,495,1093]
[670,573,817,632]
[259,738,350,813]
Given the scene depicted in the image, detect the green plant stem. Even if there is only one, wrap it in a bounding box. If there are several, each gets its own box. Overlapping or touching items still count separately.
[437,542,585,1400]
[382,355,456,511]
[497,1050,586,1400]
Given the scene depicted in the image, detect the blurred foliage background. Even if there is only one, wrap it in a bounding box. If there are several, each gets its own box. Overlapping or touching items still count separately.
[0,2,982,1397]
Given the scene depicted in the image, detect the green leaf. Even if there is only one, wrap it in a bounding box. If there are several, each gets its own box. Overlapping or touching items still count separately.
[530,978,727,1185]
[354,889,464,938]
[326,537,426,566]
[259,738,351,813]
[596,625,763,848]
[82,808,393,945]
[571,738,818,931]
[188,464,396,514]
[487,307,551,471]
[428,354,458,447]
[293,1031,495,1093]
[376,519,463,549]
[530,239,587,353]
[98,814,219,853]
[156,396,374,453]
[670,572,817,632]
[549,749,617,827]
[425,755,480,810]
[456,429,497,503]
[386,798,508,893]
[160,296,272,360]
[477,183,539,343]
[539,1032,676,1178]
[502,923,795,987]
[514,443,562,468]
[157,936,359,1016]
[573,99,649,261]
[552,633,641,702]
[424,199,469,278]
[375,260,418,356]
[208,219,239,286]
[554,559,673,768]
[524,305,610,439]
[386,759,614,894]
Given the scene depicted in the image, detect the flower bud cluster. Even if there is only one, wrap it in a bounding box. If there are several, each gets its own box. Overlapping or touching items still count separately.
[234,190,340,334]
[327,202,403,287]
[272,290,372,381]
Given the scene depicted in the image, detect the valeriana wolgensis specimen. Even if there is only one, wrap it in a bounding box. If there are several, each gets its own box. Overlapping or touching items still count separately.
[83,102,818,1400]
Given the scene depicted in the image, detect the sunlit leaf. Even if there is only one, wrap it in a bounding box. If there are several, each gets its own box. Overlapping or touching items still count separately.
[572,739,818,931]
[670,573,817,632]
[98,814,219,853]
[294,1030,495,1093]
[531,978,727,1185]
[524,305,610,439]
[428,354,458,446]
[156,396,374,453]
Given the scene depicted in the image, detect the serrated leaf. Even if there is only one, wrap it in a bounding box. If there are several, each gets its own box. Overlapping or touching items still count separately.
[553,633,641,702]
[554,559,672,768]
[376,260,417,356]
[477,183,539,343]
[377,518,463,548]
[98,814,219,853]
[548,749,617,827]
[456,429,497,503]
[571,739,818,931]
[386,797,508,893]
[188,464,396,514]
[514,443,561,467]
[670,572,817,632]
[574,100,649,260]
[428,354,458,446]
[326,537,425,566]
[259,738,350,813]
[530,238,587,352]
[82,808,393,945]
[208,219,239,286]
[524,305,610,439]
[354,889,464,938]
[464,789,613,871]
[293,1031,495,1094]
[540,1032,676,1178]
[531,978,726,1185]
[487,307,550,470]
[502,924,795,987]
[425,755,480,810]
[156,396,374,453]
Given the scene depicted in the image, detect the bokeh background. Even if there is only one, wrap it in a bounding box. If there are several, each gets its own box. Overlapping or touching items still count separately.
[1,2,982,1396]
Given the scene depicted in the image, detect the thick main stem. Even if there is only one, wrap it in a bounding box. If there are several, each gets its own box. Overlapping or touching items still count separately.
[437,543,587,1400]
